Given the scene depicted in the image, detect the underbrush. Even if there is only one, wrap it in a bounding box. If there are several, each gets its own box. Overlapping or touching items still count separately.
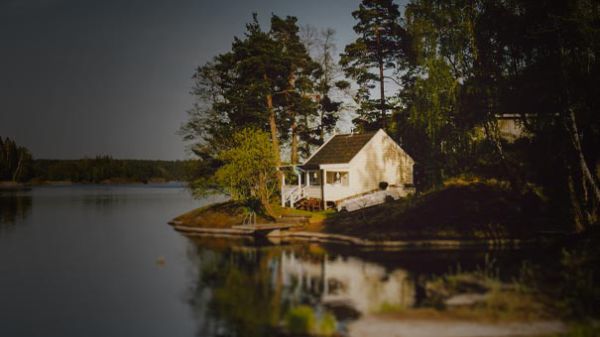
[323,179,553,241]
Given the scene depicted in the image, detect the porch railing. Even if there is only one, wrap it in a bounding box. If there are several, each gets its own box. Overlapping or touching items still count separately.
[281,185,305,207]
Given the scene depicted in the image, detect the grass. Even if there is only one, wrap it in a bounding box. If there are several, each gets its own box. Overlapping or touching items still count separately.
[174,199,335,229]
[173,201,271,228]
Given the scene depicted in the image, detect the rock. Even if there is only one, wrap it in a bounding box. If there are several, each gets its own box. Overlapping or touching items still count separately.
[323,300,362,320]
[445,293,488,307]
[348,316,567,337]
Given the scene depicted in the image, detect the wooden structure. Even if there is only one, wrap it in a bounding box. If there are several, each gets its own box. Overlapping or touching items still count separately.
[280,129,415,210]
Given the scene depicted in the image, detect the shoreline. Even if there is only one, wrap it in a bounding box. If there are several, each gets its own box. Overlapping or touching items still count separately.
[1,180,186,188]
[169,222,527,249]
[0,181,32,191]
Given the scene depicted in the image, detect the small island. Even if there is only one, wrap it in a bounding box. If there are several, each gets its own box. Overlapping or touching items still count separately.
[171,129,553,248]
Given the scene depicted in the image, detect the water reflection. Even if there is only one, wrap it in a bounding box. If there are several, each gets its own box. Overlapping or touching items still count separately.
[186,238,531,337]
[0,192,32,232]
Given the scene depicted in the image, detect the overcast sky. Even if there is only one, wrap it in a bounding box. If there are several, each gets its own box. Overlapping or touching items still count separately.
[0,0,365,160]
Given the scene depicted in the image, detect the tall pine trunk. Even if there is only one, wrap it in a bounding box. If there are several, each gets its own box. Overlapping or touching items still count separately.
[267,93,281,166]
[265,74,282,192]
[376,29,386,129]
[379,60,385,129]
[264,74,281,168]
[288,71,298,165]
[290,119,298,164]
[565,108,600,229]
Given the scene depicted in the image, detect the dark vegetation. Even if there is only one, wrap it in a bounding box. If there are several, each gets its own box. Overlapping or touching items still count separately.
[0,137,33,182]
[2,136,191,184]
[182,0,599,232]
[323,180,550,241]
[32,157,191,183]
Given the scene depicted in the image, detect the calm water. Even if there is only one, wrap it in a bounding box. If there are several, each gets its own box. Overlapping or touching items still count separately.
[0,185,535,337]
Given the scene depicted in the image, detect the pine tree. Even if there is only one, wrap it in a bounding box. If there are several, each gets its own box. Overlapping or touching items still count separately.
[270,15,320,164]
[340,0,405,130]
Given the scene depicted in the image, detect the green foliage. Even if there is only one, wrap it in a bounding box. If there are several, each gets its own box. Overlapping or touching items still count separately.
[318,312,337,336]
[384,0,600,227]
[285,305,316,335]
[213,128,278,216]
[284,305,337,336]
[300,27,345,156]
[0,137,33,182]
[181,13,339,174]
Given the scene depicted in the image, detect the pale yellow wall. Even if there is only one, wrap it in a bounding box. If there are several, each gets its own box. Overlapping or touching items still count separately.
[307,130,415,203]
[347,130,414,197]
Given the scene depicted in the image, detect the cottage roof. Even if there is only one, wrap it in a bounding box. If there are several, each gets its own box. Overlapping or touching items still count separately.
[301,131,378,169]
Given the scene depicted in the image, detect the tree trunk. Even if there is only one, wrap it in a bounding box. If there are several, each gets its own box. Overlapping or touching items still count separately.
[567,108,600,203]
[375,27,385,129]
[377,28,386,129]
[565,108,599,227]
[288,72,298,165]
[567,169,586,232]
[379,60,385,129]
[258,172,276,219]
[264,74,281,167]
[483,120,521,192]
[266,88,282,190]
[11,152,24,182]
[290,119,298,164]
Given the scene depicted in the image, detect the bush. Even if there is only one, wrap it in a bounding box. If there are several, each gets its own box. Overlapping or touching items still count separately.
[284,305,337,336]
[285,305,316,335]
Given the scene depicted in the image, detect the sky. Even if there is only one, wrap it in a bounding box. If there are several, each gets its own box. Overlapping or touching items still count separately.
[0,0,363,160]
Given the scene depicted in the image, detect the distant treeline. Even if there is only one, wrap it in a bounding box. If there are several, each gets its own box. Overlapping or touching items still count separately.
[33,156,192,183]
[0,137,33,182]
[2,136,192,183]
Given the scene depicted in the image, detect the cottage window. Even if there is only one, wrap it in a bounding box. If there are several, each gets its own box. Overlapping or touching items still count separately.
[309,171,321,186]
[326,171,349,186]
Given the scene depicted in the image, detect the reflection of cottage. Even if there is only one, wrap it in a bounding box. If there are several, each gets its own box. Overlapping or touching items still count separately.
[281,129,415,211]
[280,252,415,313]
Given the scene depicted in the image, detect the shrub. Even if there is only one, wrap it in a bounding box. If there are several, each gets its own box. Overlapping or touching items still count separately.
[285,305,316,335]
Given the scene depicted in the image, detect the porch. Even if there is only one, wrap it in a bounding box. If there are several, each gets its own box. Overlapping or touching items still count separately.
[279,166,351,210]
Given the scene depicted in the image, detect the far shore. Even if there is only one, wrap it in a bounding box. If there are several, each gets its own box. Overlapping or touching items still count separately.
[1,179,186,189]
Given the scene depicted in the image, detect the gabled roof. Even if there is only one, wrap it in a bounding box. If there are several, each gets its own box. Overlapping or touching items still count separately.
[301,131,378,169]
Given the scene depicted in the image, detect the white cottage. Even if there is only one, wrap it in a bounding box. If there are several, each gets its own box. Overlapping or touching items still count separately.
[281,129,415,211]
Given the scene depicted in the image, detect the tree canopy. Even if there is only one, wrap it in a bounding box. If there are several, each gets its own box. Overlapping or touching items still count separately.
[0,137,33,182]
[214,128,278,217]
[340,0,406,130]
[182,1,600,231]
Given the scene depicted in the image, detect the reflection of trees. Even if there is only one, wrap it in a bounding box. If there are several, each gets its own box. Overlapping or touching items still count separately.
[0,193,32,231]
[188,244,291,337]
[186,242,333,337]
[185,240,538,337]
[186,242,417,336]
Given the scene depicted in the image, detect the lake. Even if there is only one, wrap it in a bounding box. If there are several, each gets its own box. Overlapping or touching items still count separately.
[0,185,537,337]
